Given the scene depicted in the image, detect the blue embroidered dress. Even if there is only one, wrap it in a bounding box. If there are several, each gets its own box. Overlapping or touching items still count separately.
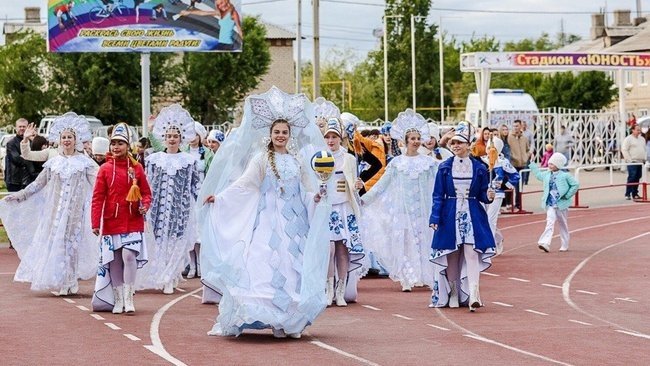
[202,152,330,336]
[429,156,496,307]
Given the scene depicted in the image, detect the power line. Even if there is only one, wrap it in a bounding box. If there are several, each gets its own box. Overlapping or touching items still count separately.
[431,6,614,15]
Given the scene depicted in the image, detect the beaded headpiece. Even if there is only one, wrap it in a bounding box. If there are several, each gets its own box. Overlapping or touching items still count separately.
[248,86,311,130]
[48,112,92,151]
[152,104,196,145]
[390,109,430,142]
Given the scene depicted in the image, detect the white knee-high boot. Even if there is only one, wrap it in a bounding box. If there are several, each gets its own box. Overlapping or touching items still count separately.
[335,278,347,307]
[123,284,135,313]
[326,277,335,306]
[112,286,124,314]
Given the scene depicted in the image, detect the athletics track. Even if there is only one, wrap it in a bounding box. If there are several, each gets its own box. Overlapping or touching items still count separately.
[0,203,648,365]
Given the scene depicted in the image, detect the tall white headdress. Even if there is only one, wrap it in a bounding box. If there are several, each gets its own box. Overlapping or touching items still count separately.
[390,109,430,142]
[152,104,196,145]
[249,86,311,130]
[313,97,340,121]
[48,112,92,151]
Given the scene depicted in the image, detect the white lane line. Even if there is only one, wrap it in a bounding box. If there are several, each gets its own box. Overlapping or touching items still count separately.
[426,324,450,331]
[76,305,90,311]
[576,290,598,295]
[525,309,549,316]
[482,272,500,277]
[310,341,381,366]
[492,301,514,307]
[562,230,650,336]
[146,287,201,366]
[190,294,202,299]
[175,288,187,293]
[90,314,105,321]
[614,330,650,340]
[124,334,141,341]
[436,309,573,365]
[392,314,413,320]
[63,298,76,304]
[542,283,563,289]
[614,297,638,303]
[0,272,15,275]
[105,322,121,330]
[463,334,573,366]
[361,305,382,311]
[508,277,531,283]
[568,319,592,326]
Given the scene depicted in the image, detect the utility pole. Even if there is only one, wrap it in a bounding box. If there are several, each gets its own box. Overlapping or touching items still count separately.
[411,14,416,111]
[296,0,302,94]
[312,0,320,98]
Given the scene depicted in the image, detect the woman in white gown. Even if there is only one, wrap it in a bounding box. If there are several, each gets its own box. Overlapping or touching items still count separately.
[0,113,98,295]
[362,109,439,292]
[138,104,201,294]
[199,86,330,338]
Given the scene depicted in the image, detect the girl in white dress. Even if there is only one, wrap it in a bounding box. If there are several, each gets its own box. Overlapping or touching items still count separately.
[0,113,98,295]
[362,109,439,292]
[199,86,330,338]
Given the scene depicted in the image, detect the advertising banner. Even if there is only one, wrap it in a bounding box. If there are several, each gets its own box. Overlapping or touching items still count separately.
[48,0,242,52]
[461,52,650,71]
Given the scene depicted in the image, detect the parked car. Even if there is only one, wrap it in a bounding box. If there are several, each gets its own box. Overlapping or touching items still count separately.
[38,115,103,137]
[94,125,140,145]
[0,133,16,176]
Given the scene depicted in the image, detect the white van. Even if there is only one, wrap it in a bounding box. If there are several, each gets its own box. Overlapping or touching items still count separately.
[465,89,539,127]
[38,115,103,136]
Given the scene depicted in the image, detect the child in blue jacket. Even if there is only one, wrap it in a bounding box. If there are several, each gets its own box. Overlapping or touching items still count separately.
[530,153,579,252]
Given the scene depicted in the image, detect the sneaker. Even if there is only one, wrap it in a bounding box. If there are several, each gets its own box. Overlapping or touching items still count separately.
[559,247,569,252]
[538,243,550,253]
[626,196,631,200]
[187,268,196,279]
[633,195,642,200]
[287,333,302,339]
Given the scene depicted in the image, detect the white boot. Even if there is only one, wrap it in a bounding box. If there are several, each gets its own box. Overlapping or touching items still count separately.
[123,284,135,313]
[187,266,197,279]
[112,286,124,314]
[326,277,335,306]
[469,284,482,312]
[163,281,174,295]
[335,278,347,307]
[448,281,459,308]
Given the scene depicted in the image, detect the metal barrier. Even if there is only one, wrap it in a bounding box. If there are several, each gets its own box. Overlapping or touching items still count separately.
[504,162,648,214]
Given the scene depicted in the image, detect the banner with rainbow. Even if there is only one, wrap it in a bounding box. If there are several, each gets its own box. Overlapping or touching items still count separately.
[47,0,242,52]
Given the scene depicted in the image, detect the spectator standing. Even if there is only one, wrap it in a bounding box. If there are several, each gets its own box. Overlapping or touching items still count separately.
[621,124,647,200]
[521,120,534,184]
[555,125,574,163]
[507,120,530,210]
[498,124,511,160]
[4,118,35,191]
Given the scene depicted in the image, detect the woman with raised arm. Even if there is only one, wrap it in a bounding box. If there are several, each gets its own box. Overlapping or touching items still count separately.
[0,113,98,295]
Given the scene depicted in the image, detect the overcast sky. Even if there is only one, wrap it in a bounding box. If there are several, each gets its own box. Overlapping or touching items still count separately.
[1,0,646,63]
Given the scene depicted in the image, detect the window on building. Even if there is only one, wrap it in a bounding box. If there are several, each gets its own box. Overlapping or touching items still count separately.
[640,71,647,86]
[625,71,633,86]
[639,109,648,117]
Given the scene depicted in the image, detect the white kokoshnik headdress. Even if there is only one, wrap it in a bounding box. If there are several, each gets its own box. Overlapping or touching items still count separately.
[248,86,312,130]
[48,112,92,151]
[152,104,196,145]
[390,109,430,143]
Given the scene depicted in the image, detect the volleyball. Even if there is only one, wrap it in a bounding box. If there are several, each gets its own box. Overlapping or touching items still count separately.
[311,150,335,174]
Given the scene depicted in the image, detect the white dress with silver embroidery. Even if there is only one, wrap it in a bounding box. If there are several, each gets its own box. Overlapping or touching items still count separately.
[201,152,330,336]
[0,154,98,291]
[362,154,438,288]
[137,152,200,289]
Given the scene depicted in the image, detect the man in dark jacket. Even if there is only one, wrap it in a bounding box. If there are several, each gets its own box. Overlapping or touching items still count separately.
[4,118,35,192]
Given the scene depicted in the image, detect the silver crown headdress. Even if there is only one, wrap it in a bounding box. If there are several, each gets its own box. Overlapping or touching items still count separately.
[48,112,92,151]
[247,86,311,130]
[313,97,340,121]
[390,109,430,142]
[152,104,197,145]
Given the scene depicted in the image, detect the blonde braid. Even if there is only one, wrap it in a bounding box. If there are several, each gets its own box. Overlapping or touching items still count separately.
[267,140,281,182]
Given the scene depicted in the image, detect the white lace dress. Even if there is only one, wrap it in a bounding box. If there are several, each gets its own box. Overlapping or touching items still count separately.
[136,152,200,289]
[0,154,98,291]
[362,154,438,288]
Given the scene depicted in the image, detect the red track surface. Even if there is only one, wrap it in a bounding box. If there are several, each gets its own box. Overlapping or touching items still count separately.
[1,204,649,365]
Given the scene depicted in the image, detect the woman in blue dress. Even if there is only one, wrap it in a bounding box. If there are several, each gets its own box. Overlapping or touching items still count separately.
[429,122,496,312]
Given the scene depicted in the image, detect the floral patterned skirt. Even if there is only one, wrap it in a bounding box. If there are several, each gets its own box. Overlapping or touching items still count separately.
[329,202,365,273]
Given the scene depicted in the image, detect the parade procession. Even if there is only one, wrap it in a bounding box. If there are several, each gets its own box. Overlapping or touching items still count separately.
[1,1,649,365]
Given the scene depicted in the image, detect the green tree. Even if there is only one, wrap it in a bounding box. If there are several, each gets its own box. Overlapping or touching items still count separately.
[48,52,176,125]
[0,32,53,125]
[536,71,616,109]
[179,16,270,124]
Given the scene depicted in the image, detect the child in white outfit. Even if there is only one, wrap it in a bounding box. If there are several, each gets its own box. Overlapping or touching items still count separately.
[530,153,579,252]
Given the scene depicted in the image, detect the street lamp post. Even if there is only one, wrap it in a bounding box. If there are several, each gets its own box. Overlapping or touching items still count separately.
[296,0,302,94]
[383,13,402,122]
[438,16,460,123]
[410,15,426,112]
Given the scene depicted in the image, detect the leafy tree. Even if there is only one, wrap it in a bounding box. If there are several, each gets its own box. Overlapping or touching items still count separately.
[536,71,616,109]
[0,32,53,125]
[179,16,270,124]
[48,52,176,125]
